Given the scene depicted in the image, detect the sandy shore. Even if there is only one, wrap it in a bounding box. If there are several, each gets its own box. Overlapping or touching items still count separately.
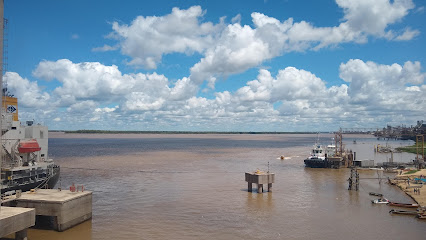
[392,169,426,207]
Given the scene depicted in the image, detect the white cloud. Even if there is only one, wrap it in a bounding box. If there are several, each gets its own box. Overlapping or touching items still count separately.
[394,28,420,41]
[32,59,198,111]
[336,0,414,35]
[181,60,424,129]
[95,106,118,113]
[9,57,425,131]
[415,6,425,13]
[405,86,421,92]
[71,34,79,39]
[339,59,425,112]
[190,23,271,83]
[33,59,129,101]
[89,116,100,122]
[4,72,51,108]
[95,2,418,88]
[231,14,241,24]
[189,0,418,85]
[109,6,223,69]
[124,92,166,111]
[92,44,119,52]
[67,100,97,113]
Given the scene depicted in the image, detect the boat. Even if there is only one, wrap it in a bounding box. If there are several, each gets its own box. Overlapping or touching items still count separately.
[387,202,420,208]
[371,198,389,204]
[389,209,418,215]
[1,93,60,194]
[304,142,327,168]
[304,136,339,168]
[369,192,383,197]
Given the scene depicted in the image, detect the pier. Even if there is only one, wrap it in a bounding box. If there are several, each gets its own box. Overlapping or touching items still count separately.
[0,206,35,240]
[245,171,274,193]
[13,189,92,232]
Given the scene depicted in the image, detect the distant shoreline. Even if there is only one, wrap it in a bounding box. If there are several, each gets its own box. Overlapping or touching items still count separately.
[50,130,327,134]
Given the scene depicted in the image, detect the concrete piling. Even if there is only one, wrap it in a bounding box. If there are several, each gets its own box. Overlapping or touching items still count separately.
[15,189,92,232]
[15,229,28,240]
[0,206,35,240]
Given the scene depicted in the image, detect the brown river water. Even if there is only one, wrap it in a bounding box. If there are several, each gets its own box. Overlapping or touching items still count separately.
[23,133,425,239]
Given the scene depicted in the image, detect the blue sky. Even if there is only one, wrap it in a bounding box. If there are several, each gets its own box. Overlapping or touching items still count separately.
[3,0,426,131]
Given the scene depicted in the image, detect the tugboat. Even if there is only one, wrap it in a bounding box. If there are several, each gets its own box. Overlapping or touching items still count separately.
[1,92,60,194]
[304,134,345,168]
[304,140,327,168]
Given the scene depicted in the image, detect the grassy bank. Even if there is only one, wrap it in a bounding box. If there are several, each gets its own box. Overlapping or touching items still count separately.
[396,141,425,154]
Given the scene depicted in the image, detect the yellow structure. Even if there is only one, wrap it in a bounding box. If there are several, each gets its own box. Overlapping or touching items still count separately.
[2,96,18,121]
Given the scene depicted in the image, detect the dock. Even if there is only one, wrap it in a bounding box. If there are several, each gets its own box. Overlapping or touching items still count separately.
[0,206,35,240]
[245,171,274,193]
[14,189,92,232]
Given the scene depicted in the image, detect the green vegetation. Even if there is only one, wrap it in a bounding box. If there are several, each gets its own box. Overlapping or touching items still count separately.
[404,170,419,175]
[396,141,426,155]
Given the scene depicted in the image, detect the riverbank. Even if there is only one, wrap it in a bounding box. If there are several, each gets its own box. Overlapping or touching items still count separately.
[392,169,426,206]
[396,140,425,154]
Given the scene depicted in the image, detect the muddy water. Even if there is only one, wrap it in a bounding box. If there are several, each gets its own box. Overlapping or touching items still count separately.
[26,133,425,239]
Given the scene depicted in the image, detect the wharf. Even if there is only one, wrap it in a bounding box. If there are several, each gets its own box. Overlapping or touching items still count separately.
[390,169,426,207]
[14,189,92,232]
[0,206,35,240]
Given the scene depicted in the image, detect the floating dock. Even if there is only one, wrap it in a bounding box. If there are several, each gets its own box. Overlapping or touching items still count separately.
[0,206,35,240]
[14,189,92,232]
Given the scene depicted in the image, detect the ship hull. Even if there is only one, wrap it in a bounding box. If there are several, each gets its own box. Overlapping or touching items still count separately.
[1,166,60,194]
[304,159,327,168]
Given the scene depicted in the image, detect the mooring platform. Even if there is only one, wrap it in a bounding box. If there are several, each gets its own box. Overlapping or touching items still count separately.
[0,206,35,240]
[15,189,92,232]
[245,171,275,193]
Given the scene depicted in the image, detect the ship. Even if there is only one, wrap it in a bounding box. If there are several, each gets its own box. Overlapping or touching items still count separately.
[1,93,60,194]
[304,137,339,168]
[303,142,327,168]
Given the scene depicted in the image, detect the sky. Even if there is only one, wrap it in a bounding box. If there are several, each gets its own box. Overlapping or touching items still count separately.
[3,0,426,132]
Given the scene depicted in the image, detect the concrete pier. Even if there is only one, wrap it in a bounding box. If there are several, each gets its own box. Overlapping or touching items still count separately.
[15,189,92,232]
[0,206,35,240]
[245,171,275,193]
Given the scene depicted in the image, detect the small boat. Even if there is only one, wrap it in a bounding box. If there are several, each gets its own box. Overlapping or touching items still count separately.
[417,214,426,219]
[389,209,418,215]
[372,198,389,204]
[369,192,383,197]
[387,202,420,208]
